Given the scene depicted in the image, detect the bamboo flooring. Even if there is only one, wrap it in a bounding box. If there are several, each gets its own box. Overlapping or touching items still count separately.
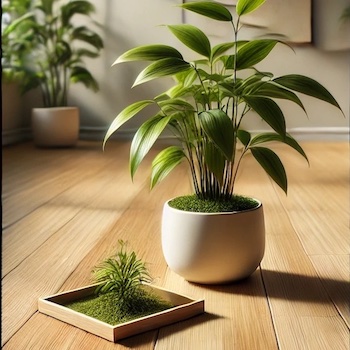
[2,140,349,349]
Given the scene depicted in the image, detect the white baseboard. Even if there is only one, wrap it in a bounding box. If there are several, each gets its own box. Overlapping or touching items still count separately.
[79,126,349,142]
[287,127,349,141]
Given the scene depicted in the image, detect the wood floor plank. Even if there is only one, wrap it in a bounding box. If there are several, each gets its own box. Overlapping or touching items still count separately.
[3,312,157,350]
[310,254,350,327]
[2,159,191,350]
[156,269,278,350]
[2,140,348,349]
[274,315,349,350]
[2,208,121,345]
[274,142,349,256]
[231,146,349,349]
[2,141,132,228]
[2,206,81,276]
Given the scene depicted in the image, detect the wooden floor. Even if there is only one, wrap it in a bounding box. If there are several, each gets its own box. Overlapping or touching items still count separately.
[2,140,349,350]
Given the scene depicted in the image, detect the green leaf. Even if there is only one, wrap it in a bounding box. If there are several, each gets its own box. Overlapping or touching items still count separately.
[61,1,95,26]
[243,96,286,136]
[55,40,71,64]
[113,45,183,65]
[174,69,198,87]
[158,98,195,114]
[130,115,172,179]
[133,58,192,86]
[103,100,154,148]
[204,142,226,184]
[237,129,251,147]
[250,147,287,194]
[273,75,343,112]
[167,24,211,58]
[180,1,233,22]
[236,40,278,70]
[3,12,34,35]
[71,26,104,49]
[250,133,309,163]
[70,66,99,91]
[199,109,234,160]
[255,82,306,112]
[37,0,54,16]
[151,146,185,188]
[75,48,100,58]
[236,0,266,16]
[211,42,235,62]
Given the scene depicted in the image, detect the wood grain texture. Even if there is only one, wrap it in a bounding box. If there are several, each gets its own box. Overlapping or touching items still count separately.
[2,140,349,349]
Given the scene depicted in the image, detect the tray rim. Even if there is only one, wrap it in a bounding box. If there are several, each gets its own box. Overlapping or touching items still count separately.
[38,283,205,342]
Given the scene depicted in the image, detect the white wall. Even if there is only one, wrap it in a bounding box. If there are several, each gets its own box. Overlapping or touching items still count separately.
[3,0,349,144]
[70,0,184,140]
[74,0,349,141]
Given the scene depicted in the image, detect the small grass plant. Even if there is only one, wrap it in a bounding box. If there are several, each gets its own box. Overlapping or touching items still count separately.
[66,241,173,325]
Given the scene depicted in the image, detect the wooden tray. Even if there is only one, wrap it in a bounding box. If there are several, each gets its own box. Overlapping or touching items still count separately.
[38,283,205,342]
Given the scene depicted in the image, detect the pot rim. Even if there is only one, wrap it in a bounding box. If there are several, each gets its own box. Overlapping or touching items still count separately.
[164,196,262,216]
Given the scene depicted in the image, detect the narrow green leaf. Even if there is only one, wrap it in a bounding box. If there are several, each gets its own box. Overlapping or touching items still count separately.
[151,146,185,188]
[133,58,192,86]
[180,1,233,22]
[204,142,226,184]
[199,109,234,160]
[174,69,198,87]
[250,147,287,193]
[76,48,101,58]
[167,24,211,58]
[255,82,306,112]
[71,27,104,49]
[158,98,195,114]
[103,100,154,148]
[61,1,95,25]
[3,12,34,35]
[237,129,251,147]
[236,40,278,70]
[130,115,172,179]
[236,0,266,16]
[211,42,235,62]
[250,133,309,163]
[113,45,183,65]
[273,74,343,112]
[70,66,99,91]
[243,96,286,136]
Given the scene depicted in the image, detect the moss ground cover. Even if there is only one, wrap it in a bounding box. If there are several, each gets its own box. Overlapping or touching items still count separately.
[168,194,259,213]
[66,288,173,325]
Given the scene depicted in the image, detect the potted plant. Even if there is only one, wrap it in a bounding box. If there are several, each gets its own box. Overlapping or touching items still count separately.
[1,0,32,144]
[5,0,104,147]
[103,0,343,284]
[38,241,204,342]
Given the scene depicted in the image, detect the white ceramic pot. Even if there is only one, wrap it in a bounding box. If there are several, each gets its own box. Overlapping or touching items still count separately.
[32,107,79,147]
[161,199,265,284]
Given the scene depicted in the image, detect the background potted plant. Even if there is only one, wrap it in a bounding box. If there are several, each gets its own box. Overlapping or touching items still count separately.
[4,0,104,147]
[1,0,32,144]
[103,0,343,284]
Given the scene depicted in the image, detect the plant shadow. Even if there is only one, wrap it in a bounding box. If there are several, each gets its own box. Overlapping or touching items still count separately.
[190,268,349,305]
[118,312,221,348]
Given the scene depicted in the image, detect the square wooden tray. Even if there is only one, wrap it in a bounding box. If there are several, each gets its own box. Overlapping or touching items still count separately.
[38,283,205,342]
